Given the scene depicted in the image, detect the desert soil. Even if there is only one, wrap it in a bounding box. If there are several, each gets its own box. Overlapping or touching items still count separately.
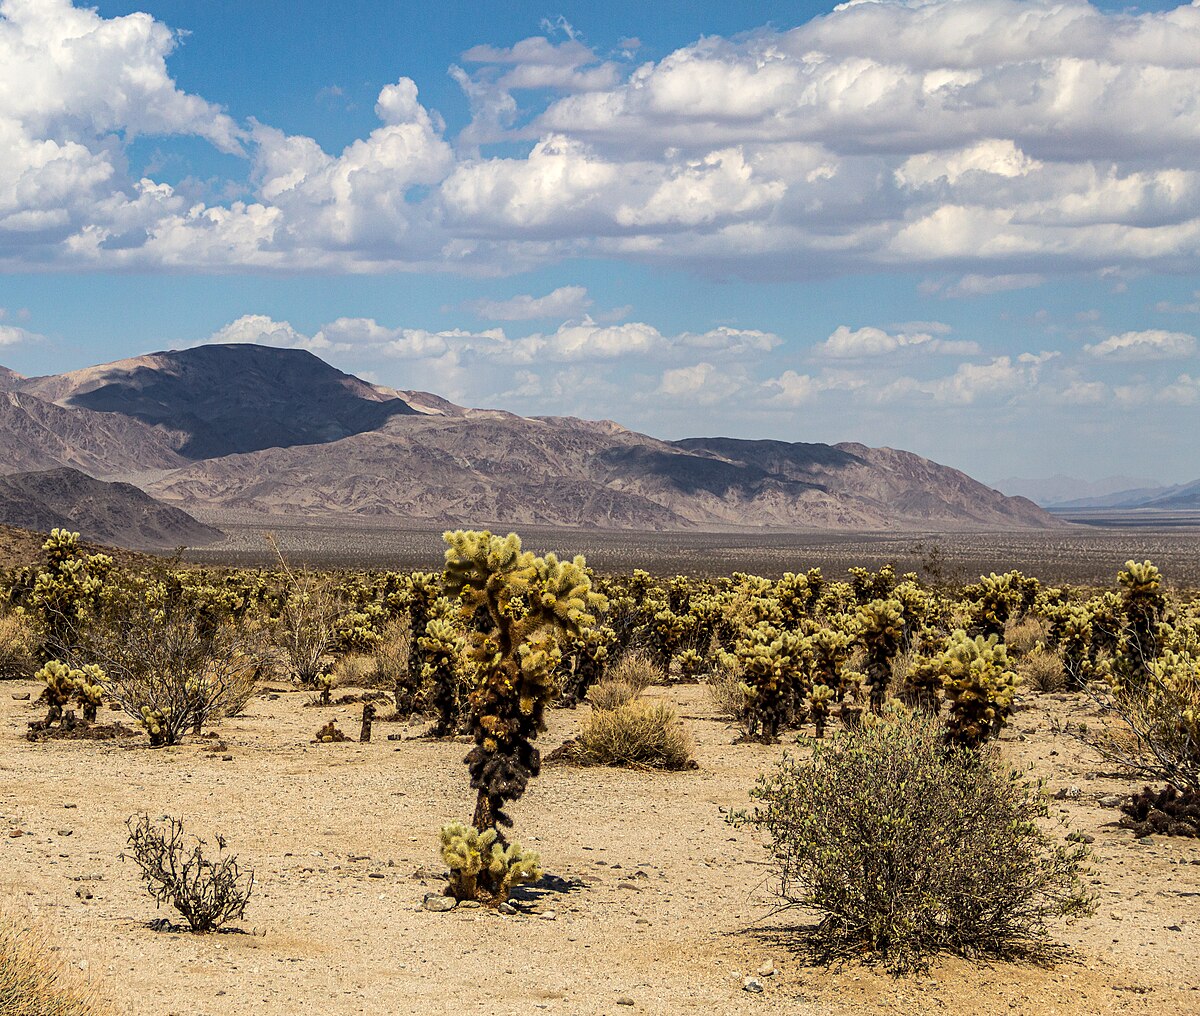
[1,683,1197,1016]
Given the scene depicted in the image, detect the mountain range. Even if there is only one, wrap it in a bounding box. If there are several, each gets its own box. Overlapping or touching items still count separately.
[0,343,1060,540]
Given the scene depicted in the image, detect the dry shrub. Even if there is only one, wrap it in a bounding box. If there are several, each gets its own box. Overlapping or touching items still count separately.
[1019,646,1066,693]
[585,680,639,712]
[574,699,694,770]
[1006,616,1048,657]
[0,914,106,1015]
[731,713,1093,972]
[0,611,37,680]
[330,653,374,689]
[371,621,410,690]
[706,664,749,722]
[605,649,662,691]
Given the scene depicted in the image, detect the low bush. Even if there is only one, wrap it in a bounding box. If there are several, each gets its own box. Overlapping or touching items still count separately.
[585,679,639,712]
[605,649,662,692]
[573,699,694,770]
[123,815,254,933]
[1018,646,1066,693]
[0,914,106,1015]
[705,663,750,723]
[730,713,1093,972]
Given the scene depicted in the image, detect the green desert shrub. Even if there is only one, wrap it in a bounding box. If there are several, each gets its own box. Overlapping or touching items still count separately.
[0,913,107,1016]
[574,699,694,770]
[730,714,1093,972]
[123,815,254,933]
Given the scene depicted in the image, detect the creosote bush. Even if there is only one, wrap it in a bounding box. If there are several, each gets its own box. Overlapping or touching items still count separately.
[730,714,1093,972]
[585,679,640,712]
[605,649,662,692]
[573,698,694,770]
[123,815,253,933]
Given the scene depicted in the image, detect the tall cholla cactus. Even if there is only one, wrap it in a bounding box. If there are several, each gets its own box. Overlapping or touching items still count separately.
[24,529,112,658]
[419,605,464,735]
[399,572,441,713]
[734,625,806,741]
[857,599,904,714]
[937,631,1018,749]
[441,530,605,832]
[1116,559,1168,688]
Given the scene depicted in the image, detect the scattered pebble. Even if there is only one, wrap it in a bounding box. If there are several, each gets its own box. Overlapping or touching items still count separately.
[1099,794,1124,808]
[756,960,776,977]
[1054,786,1082,800]
[616,997,634,1006]
[422,894,456,913]
[743,976,765,993]
[541,910,557,920]
[498,902,517,915]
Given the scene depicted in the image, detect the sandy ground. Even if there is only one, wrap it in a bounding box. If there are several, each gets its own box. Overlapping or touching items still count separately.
[1,683,1197,1016]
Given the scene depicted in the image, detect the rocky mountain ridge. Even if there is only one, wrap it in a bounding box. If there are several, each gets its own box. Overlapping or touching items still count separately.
[0,344,1060,533]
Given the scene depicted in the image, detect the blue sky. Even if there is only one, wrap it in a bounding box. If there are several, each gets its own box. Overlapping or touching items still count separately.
[2,0,1200,485]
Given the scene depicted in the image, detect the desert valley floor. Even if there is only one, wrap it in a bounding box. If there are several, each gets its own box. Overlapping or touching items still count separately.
[2,680,1197,1016]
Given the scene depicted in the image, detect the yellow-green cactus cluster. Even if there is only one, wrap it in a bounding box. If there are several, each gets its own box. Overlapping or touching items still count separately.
[676,648,705,680]
[139,706,171,746]
[856,599,905,713]
[35,660,107,724]
[936,631,1018,749]
[807,683,836,737]
[438,821,542,903]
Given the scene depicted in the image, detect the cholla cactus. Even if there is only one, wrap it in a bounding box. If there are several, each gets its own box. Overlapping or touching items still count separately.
[734,625,807,741]
[314,719,350,743]
[439,821,542,903]
[441,530,604,832]
[419,611,465,735]
[140,706,171,747]
[937,631,1018,749]
[857,599,904,713]
[1116,560,1168,688]
[677,647,705,681]
[966,572,1022,639]
[35,660,107,725]
[19,529,111,658]
[807,683,836,738]
[558,624,614,706]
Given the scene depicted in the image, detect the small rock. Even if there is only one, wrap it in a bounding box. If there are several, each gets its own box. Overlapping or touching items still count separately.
[1054,786,1082,800]
[11,693,29,701]
[456,899,481,909]
[63,804,77,809]
[1098,794,1124,808]
[617,881,642,892]
[1067,831,1095,844]
[743,976,765,993]
[222,755,233,762]
[756,960,776,977]
[56,829,73,837]
[497,901,518,915]
[422,894,456,913]
[540,910,556,920]
[77,960,88,971]
[387,733,404,741]
[368,872,385,879]
[616,998,634,1006]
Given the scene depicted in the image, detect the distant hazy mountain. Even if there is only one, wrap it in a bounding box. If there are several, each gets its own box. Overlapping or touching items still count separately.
[1055,479,1200,510]
[0,344,1060,533]
[994,474,1163,507]
[0,467,222,548]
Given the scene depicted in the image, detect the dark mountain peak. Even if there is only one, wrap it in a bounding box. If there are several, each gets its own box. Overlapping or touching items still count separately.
[20,343,421,459]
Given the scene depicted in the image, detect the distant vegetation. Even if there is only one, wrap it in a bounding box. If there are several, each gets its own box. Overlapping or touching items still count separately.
[2,524,1198,980]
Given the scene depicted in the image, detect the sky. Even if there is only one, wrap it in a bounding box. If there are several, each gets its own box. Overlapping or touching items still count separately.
[1,0,1199,486]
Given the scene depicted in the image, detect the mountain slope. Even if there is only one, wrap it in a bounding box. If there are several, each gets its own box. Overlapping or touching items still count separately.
[5,344,1062,532]
[0,468,223,548]
[994,474,1164,507]
[0,390,185,477]
[146,412,1058,530]
[18,343,423,459]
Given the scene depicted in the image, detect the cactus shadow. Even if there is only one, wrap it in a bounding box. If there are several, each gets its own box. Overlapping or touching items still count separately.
[508,872,588,904]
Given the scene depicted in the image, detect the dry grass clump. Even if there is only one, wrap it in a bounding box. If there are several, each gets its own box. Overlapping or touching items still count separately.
[1019,646,1066,693]
[705,664,749,722]
[574,698,694,770]
[0,611,37,680]
[0,914,106,1015]
[604,649,663,691]
[371,621,410,690]
[1006,616,1048,657]
[330,653,374,689]
[585,680,640,712]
